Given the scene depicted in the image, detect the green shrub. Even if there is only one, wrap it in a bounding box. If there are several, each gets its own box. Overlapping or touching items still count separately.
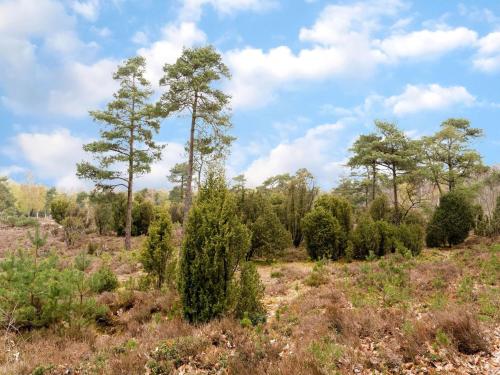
[50,196,71,224]
[248,208,290,260]
[302,208,342,260]
[235,262,266,325]
[180,174,250,323]
[132,199,155,236]
[374,220,396,256]
[369,194,392,221]
[89,266,118,293]
[93,200,114,235]
[314,194,353,252]
[351,215,380,260]
[426,190,474,247]
[0,251,107,329]
[397,223,424,256]
[62,216,84,247]
[140,207,175,289]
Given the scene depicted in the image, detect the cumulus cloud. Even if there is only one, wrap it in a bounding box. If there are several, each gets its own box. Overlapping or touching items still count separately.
[71,0,100,22]
[473,32,500,72]
[12,129,90,191]
[384,84,476,115]
[377,27,478,61]
[47,59,118,116]
[225,0,481,109]
[9,128,186,191]
[0,0,116,116]
[243,122,348,187]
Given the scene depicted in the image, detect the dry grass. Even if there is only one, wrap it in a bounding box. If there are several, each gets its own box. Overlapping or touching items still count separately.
[0,229,498,374]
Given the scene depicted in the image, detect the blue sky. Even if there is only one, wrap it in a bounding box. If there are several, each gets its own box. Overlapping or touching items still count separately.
[1,0,499,191]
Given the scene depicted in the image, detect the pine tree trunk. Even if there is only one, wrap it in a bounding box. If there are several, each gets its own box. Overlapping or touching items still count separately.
[183,93,197,225]
[371,163,377,201]
[125,115,135,251]
[392,167,399,224]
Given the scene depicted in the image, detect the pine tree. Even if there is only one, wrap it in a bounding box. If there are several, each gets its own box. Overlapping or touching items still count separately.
[77,56,163,250]
[159,46,232,224]
[141,207,175,289]
[180,174,250,323]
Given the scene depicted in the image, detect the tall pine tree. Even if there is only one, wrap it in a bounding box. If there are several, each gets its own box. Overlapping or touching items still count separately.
[159,46,231,223]
[77,56,163,250]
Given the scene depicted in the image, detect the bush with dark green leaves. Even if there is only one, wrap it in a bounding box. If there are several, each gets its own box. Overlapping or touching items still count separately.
[132,199,155,236]
[426,191,474,247]
[302,208,342,260]
[369,194,392,221]
[351,215,380,260]
[89,266,118,293]
[141,207,175,288]
[180,174,250,323]
[248,207,290,260]
[374,220,396,257]
[314,194,353,252]
[397,223,424,256]
[235,261,266,325]
[50,196,71,224]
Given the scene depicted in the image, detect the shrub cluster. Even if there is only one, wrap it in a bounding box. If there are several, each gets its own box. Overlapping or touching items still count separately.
[426,190,474,247]
[0,251,113,329]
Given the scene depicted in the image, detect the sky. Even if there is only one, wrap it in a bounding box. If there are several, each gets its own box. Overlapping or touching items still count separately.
[0,0,499,191]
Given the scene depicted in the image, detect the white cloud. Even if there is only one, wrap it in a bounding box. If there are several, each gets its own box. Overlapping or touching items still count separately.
[179,0,277,21]
[138,22,207,85]
[384,84,475,115]
[243,122,348,187]
[0,0,115,116]
[299,0,404,46]
[377,27,478,61]
[225,1,481,109]
[47,59,118,116]
[10,129,186,191]
[225,45,380,108]
[12,129,90,191]
[71,0,100,22]
[473,32,500,72]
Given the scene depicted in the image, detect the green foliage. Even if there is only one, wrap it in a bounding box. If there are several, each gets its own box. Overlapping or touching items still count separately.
[0,251,108,329]
[62,216,84,247]
[91,193,114,235]
[305,260,330,287]
[159,46,232,221]
[421,118,484,192]
[132,198,154,236]
[302,208,342,260]
[374,220,396,257]
[235,262,266,325]
[50,195,70,224]
[77,56,163,250]
[284,169,318,247]
[0,176,15,212]
[426,190,474,247]
[369,194,392,221]
[89,266,118,293]
[180,174,250,323]
[397,223,424,256]
[140,207,175,288]
[314,194,353,252]
[351,215,380,260]
[248,207,290,260]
